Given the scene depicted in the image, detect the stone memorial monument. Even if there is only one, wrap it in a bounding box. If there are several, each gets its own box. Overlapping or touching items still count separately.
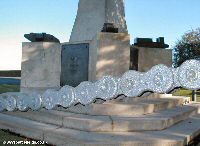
[20,0,171,90]
[21,0,130,90]
[1,1,200,146]
[61,0,130,86]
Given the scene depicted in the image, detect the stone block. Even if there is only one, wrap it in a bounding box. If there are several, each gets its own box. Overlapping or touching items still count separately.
[63,114,112,132]
[21,42,61,93]
[89,32,130,80]
[137,47,172,72]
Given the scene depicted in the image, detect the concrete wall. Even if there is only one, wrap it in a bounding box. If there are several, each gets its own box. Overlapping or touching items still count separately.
[21,42,61,93]
[89,32,130,80]
[137,47,172,72]
[70,0,127,42]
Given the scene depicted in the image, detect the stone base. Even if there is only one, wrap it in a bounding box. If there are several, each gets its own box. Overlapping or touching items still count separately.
[89,32,130,81]
[20,87,60,94]
[131,46,172,72]
[21,42,61,92]
[1,95,200,146]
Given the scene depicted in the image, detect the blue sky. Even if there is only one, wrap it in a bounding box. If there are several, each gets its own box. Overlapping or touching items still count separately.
[0,0,199,70]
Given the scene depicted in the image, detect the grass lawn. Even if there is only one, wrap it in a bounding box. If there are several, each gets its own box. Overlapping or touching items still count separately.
[0,130,50,146]
[173,88,200,102]
[0,130,35,146]
[0,130,23,145]
[0,84,20,93]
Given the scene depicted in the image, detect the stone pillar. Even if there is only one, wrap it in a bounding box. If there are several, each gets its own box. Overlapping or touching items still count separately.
[130,46,172,72]
[89,32,130,81]
[137,47,172,72]
[21,42,61,93]
[70,0,127,42]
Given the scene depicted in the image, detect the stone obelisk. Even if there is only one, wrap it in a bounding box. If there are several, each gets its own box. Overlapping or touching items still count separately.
[69,0,127,42]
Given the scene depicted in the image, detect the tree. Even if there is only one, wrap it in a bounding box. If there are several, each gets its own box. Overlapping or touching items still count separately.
[173,28,200,67]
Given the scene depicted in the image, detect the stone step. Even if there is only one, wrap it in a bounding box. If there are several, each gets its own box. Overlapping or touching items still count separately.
[5,105,198,132]
[4,109,74,127]
[0,113,59,141]
[61,97,185,116]
[45,115,200,146]
[124,94,188,102]
[1,113,200,146]
[160,96,191,104]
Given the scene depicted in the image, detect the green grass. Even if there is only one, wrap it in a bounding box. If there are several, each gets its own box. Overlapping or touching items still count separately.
[0,84,20,93]
[173,88,200,102]
[0,130,27,146]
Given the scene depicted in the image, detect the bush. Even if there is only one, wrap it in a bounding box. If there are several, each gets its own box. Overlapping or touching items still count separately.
[173,28,200,67]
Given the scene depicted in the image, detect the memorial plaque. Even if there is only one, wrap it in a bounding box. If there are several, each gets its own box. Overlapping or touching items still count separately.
[61,43,89,87]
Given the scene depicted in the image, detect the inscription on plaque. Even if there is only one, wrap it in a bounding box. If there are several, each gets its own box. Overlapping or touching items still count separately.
[61,43,89,87]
